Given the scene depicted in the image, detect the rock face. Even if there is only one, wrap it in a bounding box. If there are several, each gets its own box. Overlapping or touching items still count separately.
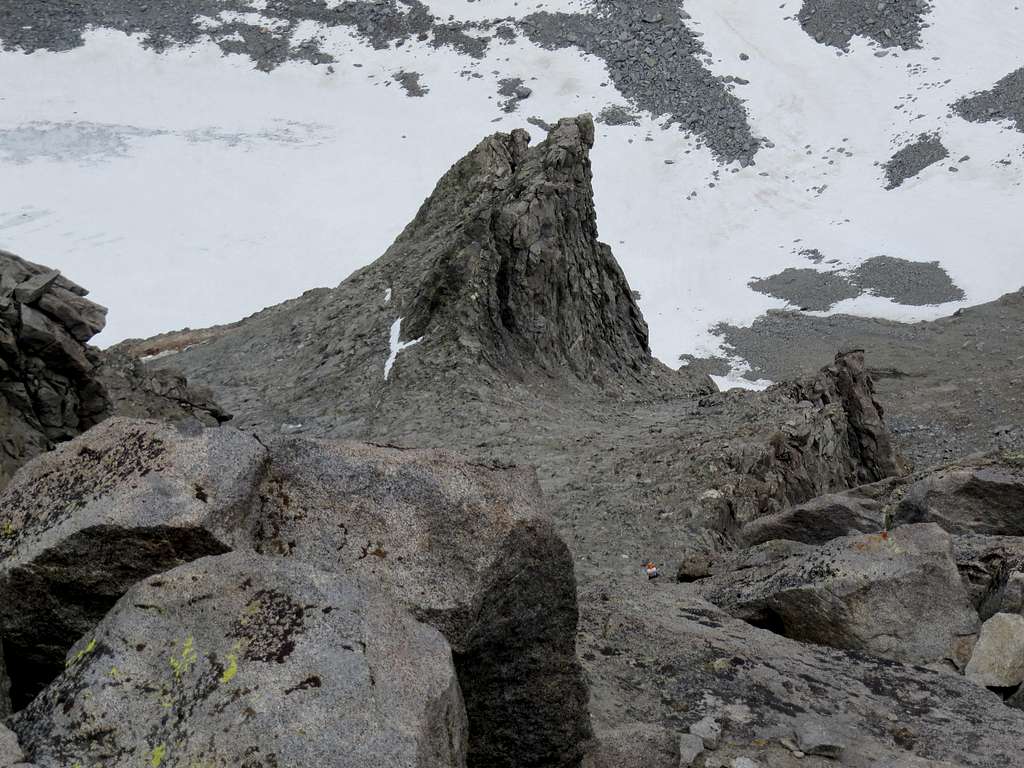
[964,613,1024,688]
[0,251,110,489]
[895,459,1024,535]
[696,524,979,666]
[0,418,267,709]
[10,552,468,768]
[255,438,590,768]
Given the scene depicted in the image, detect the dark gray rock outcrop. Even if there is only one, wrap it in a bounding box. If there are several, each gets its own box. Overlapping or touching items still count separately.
[696,523,979,666]
[1,251,110,489]
[714,349,906,526]
[0,251,231,491]
[11,552,468,768]
[0,418,268,709]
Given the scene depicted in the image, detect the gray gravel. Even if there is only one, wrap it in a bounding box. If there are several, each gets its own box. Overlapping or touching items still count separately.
[750,254,964,310]
[521,0,761,165]
[883,133,949,189]
[748,268,861,311]
[596,104,642,127]
[797,0,932,51]
[855,254,964,305]
[955,67,1024,133]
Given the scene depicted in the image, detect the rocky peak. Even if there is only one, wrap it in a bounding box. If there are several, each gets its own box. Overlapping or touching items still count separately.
[383,114,654,385]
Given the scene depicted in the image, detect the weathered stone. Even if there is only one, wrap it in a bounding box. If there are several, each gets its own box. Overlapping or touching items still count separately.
[739,488,886,547]
[0,724,25,767]
[11,271,60,307]
[35,290,107,343]
[896,460,1024,535]
[256,437,590,768]
[964,613,1024,687]
[10,552,468,768]
[678,733,705,766]
[696,524,979,665]
[952,533,1024,617]
[0,418,267,709]
[16,305,90,375]
[690,716,721,750]
[794,718,846,759]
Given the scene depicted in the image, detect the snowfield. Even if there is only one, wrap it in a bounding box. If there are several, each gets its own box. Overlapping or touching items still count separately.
[1,0,1022,385]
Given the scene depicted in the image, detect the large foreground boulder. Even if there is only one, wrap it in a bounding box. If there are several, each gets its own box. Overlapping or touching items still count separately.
[257,438,590,768]
[10,552,467,768]
[696,523,979,665]
[0,418,267,709]
[1,421,590,767]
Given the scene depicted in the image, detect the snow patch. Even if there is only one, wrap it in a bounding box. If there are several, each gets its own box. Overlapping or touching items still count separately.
[383,317,423,381]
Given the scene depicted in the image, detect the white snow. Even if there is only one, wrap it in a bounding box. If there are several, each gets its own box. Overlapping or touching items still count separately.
[1,2,1022,383]
[384,287,392,303]
[383,317,423,380]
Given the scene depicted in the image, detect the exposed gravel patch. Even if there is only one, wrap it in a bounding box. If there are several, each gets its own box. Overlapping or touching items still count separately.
[954,68,1024,133]
[521,0,761,165]
[393,70,428,97]
[750,255,963,310]
[748,268,861,311]
[883,133,949,189]
[854,255,964,305]
[797,0,932,51]
[0,0,489,71]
